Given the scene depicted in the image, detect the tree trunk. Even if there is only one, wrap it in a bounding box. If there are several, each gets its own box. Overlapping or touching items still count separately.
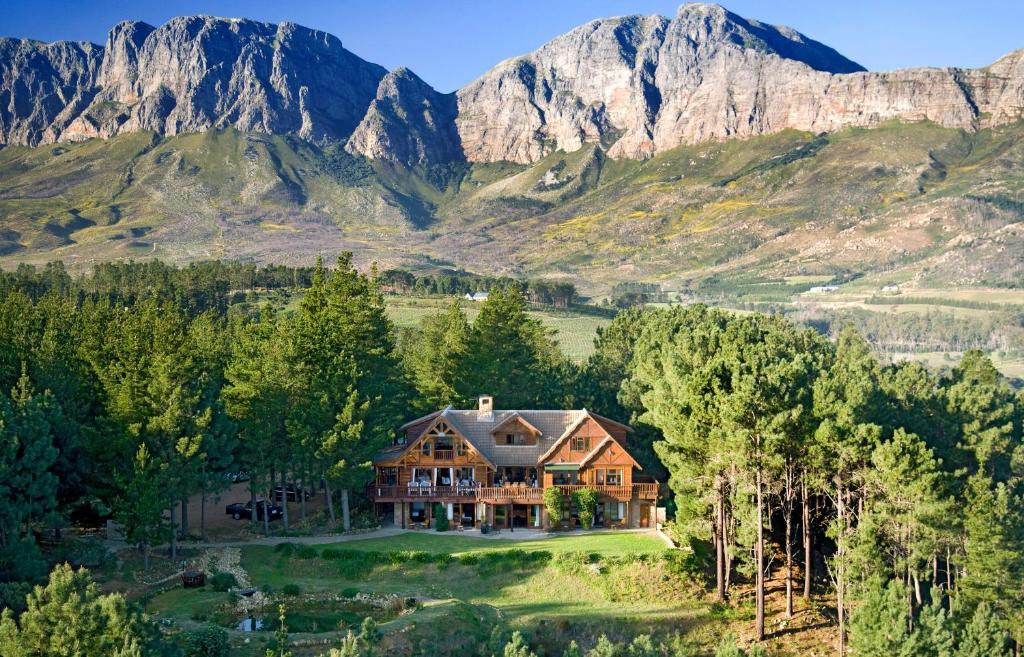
[755,464,766,641]
[262,473,271,536]
[836,479,847,657]
[299,468,307,522]
[784,464,794,618]
[142,543,150,571]
[200,478,208,542]
[341,489,351,532]
[715,475,726,602]
[325,480,336,524]
[169,504,178,562]
[803,473,812,600]
[180,497,189,540]
[946,546,953,612]
[249,481,258,530]
[280,470,290,532]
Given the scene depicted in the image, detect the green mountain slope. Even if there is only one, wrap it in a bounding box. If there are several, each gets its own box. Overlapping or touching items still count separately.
[1,121,1022,294]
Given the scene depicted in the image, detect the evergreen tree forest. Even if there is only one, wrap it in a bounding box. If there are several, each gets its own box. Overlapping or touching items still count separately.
[0,259,1021,655]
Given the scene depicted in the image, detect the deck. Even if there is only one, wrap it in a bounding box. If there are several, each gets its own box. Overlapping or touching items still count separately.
[369,482,659,503]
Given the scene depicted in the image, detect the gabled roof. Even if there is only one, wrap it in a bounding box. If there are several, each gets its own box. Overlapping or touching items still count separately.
[376,410,496,469]
[538,412,592,464]
[489,412,542,436]
[578,437,642,470]
[381,407,635,469]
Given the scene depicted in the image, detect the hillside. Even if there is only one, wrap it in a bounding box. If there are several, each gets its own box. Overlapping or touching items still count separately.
[1,120,1021,294]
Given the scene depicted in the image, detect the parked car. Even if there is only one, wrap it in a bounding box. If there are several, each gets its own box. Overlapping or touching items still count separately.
[225,500,283,521]
[222,471,250,484]
[272,484,311,502]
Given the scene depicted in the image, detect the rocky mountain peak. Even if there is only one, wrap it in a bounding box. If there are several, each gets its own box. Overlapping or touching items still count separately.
[3,15,387,145]
[346,66,461,167]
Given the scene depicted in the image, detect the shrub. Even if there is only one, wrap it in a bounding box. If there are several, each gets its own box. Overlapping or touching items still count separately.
[714,634,743,657]
[543,487,564,526]
[295,544,318,559]
[282,583,300,596]
[274,542,297,556]
[340,587,360,598]
[182,625,230,657]
[434,504,450,532]
[571,488,600,529]
[321,548,342,560]
[208,572,237,592]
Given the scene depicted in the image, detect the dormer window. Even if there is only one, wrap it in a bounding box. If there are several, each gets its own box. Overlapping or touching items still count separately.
[491,413,540,446]
[500,433,531,446]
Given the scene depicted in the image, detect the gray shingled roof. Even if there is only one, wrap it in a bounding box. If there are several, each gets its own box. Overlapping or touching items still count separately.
[441,409,587,467]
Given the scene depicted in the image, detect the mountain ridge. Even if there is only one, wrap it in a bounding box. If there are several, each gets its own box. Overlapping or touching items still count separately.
[2,3,1024,164]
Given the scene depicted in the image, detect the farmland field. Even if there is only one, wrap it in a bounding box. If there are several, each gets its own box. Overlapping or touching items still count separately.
[384,296,610,363]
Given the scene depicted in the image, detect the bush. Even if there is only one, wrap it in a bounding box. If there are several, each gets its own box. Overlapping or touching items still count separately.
[282,583,300,596]
[295,545,318,559]
[340,587,360,598]
[183,625,230,657]
[434,504,450,532]
[274,542,297,556]
[321,548,342,560]
[208,572,237,592]
[544,487,564,526]
[570,488,600,529]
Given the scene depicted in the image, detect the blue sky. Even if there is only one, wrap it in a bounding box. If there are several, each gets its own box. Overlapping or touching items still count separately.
[5,1,1024,92]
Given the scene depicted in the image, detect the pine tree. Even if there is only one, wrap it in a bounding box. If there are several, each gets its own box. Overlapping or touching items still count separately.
[461,284,569,408]
[403,299,470,411]
[0,564,156,656]
[0,369,58,549]
[847,577,910,657]
[288,255,408,530]
[956,602,1011,657]
[502,631,538,657]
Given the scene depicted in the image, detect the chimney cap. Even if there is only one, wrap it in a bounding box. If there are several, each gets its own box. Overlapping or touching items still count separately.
[477,394,494,413]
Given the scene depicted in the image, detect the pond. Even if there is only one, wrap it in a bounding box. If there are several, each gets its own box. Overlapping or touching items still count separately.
[229,598,406,633]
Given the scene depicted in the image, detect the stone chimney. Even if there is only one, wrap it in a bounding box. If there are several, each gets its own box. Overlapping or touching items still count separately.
[478,394,494,414]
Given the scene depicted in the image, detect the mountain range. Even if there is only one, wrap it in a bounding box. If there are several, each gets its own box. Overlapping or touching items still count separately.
[0,3,1022,294]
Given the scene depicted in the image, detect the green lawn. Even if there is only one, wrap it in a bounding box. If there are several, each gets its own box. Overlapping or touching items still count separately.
[315,531,667,556]
[235,531,687,626]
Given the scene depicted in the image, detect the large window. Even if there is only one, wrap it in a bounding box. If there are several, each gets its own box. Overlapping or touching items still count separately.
[570,436,590,452]
[605,468,623,485]
[552,470,579,485]
[377,467,398,485]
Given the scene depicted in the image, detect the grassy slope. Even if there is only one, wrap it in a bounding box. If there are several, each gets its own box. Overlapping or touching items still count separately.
[1,121,1022,296]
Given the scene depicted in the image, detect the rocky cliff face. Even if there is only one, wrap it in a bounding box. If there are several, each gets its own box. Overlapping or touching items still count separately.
[2,15,386,146]
[455,3,868,162]
[455,3,1024,163]
[2,4,1024,165]
[346,67,461,167]
[0,38,102,146]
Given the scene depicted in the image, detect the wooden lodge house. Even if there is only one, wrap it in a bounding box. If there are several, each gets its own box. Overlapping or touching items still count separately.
[370,395,659,529]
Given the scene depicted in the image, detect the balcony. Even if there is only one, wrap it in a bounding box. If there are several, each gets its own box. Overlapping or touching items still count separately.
[368,482,659,503]
[368,484,480,501]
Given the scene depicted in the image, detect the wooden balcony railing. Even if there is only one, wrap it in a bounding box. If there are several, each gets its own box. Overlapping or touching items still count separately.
[477,485,544,502]
[369,482,659,502]
[369,484,480,499]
